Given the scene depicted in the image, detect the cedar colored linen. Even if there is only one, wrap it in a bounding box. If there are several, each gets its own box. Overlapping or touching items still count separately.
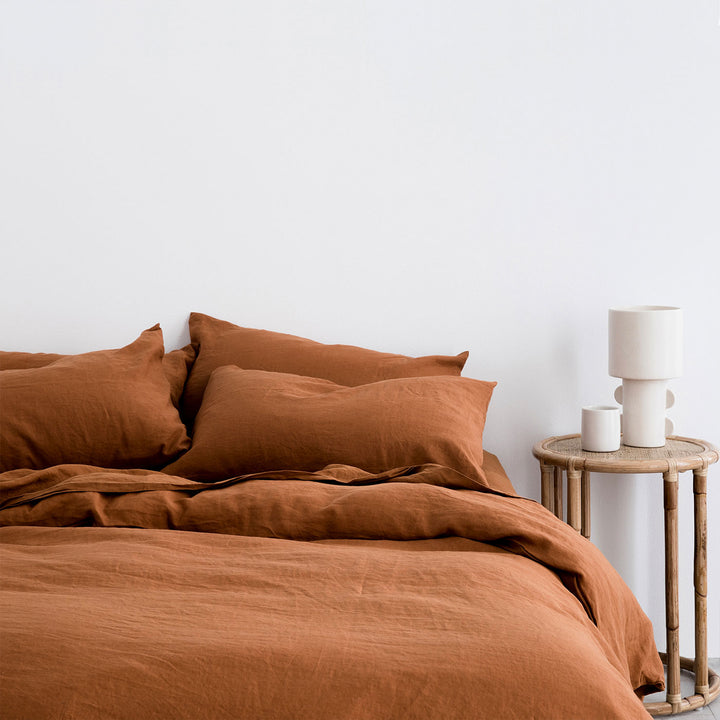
[181,312,469,422]
[0,326,190,471]
[160,343,197,407]
[163,367,496,484]
[0,342,197,410]
[0,459,663,720]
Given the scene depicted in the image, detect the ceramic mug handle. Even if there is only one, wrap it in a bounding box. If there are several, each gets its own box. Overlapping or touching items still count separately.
[614,386,623,404]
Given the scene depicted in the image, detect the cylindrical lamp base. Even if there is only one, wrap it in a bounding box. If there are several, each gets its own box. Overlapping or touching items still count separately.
[620,379,668,448]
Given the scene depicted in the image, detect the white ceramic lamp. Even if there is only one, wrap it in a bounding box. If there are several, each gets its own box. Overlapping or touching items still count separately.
[608,305,682,448]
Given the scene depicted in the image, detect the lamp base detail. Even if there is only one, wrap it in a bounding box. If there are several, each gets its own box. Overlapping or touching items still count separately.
[617,379,671,448]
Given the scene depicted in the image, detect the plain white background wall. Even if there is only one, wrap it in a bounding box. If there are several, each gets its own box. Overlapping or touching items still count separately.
[1,1,719,657]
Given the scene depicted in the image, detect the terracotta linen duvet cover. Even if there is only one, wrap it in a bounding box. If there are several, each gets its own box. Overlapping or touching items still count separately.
[0,457,663,720]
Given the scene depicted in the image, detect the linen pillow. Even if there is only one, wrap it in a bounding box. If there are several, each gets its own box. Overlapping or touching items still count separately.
[160,344,197,408]
[0,344,196,410]
[0,350,65,369]
[163,366,495,485]
[181,312,469,424]
[0,326,191,471]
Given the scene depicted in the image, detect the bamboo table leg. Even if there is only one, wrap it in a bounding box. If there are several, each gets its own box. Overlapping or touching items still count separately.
[663,467,682,713]
[553,466,563,520]
[541,462,554,513]
[646,464,718,716]
[581,470,591,539]
[566,467,582,533]
[693,468,709,701]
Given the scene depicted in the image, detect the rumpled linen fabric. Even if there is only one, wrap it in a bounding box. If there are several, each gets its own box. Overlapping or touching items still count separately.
[0,457,663,720]
[163,368,496,485]
[0,341,196,410]
[0,326,190,471]
[181,312,469,423]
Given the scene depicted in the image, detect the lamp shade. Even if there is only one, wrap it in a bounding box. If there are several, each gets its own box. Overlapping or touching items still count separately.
[608,306,682,380]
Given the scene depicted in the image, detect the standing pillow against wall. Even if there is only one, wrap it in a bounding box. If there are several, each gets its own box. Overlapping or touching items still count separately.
[0,326,191,472]
[0,343,196,410]
[159,344,197,408]
[181,312,469,423]
[164,367,495,485]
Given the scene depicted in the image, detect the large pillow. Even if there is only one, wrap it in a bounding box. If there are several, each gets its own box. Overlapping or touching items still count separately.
[0,343,196,410]
[0,326,191,471]
[181,312,469,424]
[163,366,495,484]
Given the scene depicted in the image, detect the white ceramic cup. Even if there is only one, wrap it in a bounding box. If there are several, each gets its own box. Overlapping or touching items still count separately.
[581,405,621,452]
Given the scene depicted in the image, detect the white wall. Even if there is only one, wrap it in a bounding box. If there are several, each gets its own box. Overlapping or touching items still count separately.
[1,1,719,657]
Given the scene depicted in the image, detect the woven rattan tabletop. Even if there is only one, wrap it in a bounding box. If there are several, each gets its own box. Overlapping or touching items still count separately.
[532,434,719,474]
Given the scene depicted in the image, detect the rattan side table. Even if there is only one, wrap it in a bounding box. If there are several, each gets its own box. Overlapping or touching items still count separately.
[532,435,719,716]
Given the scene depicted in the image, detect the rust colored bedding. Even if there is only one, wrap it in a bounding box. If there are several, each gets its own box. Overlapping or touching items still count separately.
[0,459,662,719]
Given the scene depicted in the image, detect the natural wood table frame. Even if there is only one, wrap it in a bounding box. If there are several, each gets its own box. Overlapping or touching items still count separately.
[532,435,719,716]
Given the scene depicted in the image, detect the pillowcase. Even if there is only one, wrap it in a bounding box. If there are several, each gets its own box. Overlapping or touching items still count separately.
[159,344,197,408]
[0,350,65,369]
[163,366,495,484]
[0,326,191,472]
[0,343,196,410]
[181,312,469,424]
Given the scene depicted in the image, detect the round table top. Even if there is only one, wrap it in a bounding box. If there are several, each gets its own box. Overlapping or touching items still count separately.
[532,435,719,474]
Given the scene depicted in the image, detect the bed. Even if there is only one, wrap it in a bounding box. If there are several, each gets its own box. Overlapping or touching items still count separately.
[0,313,664,719]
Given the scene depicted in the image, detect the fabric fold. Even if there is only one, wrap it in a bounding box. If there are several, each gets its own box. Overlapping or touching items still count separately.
[0,461,662,703]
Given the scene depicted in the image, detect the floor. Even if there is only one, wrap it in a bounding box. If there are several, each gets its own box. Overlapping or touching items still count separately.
[643,658,720,718]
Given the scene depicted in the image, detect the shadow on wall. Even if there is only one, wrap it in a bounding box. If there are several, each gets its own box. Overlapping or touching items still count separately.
[591,473,641,588]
